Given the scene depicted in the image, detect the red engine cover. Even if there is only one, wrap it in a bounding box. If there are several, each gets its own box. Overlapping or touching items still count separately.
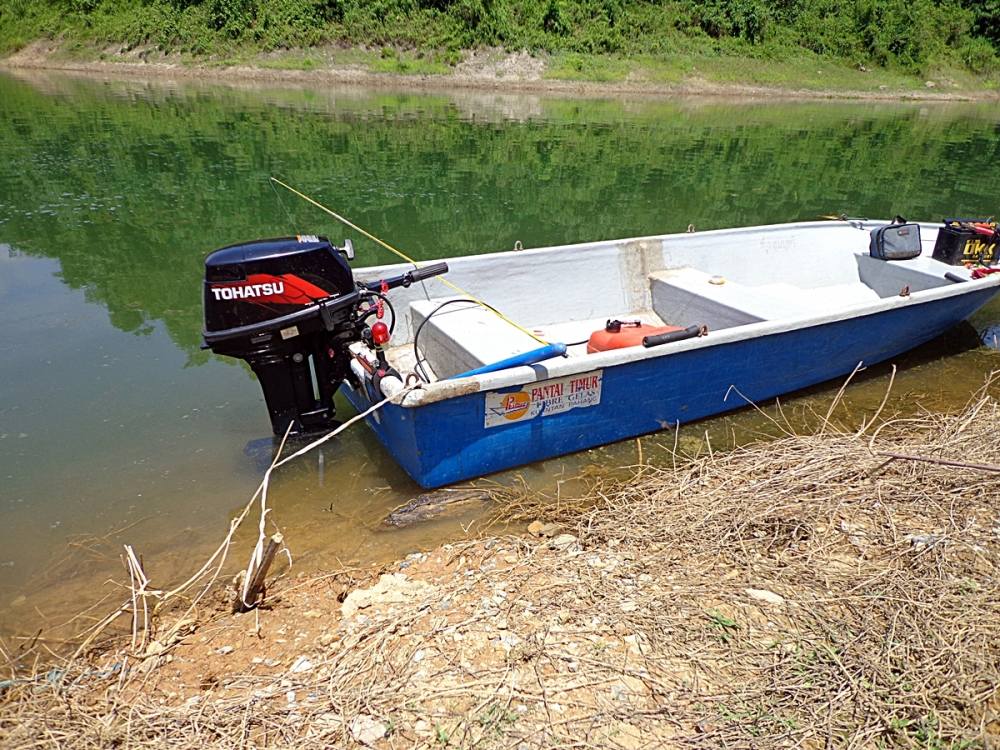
[587,323,684,353]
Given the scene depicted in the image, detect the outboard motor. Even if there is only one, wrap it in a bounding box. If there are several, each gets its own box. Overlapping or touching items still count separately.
[202,234,447,436]
[202,235,360,436]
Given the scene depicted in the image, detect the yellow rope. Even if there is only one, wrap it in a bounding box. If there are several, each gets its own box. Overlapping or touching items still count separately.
[270,177,547,345]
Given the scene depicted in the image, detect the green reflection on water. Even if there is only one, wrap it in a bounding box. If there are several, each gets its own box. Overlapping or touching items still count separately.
[1,70,999,633]
[3,73,1000,356]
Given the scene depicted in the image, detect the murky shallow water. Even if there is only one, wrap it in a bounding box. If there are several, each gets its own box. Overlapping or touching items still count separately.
[1,70,999,637]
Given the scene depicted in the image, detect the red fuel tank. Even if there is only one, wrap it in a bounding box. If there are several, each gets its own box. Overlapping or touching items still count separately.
[587,320,684,353]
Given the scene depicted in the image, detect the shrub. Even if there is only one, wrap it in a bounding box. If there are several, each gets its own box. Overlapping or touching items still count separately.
[959,35,997,72]
[694,0,772,44]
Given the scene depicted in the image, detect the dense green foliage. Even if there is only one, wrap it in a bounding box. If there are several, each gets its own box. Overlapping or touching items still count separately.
[1,0,999,75]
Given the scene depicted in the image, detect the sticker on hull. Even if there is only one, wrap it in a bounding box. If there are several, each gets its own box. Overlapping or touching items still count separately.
[485,370,603,428]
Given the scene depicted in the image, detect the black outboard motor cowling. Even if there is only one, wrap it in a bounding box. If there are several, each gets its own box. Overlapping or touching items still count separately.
[202,236,361,436]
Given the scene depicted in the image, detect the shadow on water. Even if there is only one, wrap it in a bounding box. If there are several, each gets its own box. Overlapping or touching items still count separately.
[1,69,1000,638]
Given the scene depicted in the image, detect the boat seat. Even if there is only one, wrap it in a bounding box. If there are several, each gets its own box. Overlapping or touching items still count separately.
[650,268,877,328]
[410,297,540,379]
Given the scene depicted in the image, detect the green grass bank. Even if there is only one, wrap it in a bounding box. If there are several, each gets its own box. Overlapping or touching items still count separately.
[2,1,1000,95]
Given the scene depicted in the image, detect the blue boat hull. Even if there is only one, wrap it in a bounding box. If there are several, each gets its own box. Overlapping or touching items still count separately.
[343,287,999,488]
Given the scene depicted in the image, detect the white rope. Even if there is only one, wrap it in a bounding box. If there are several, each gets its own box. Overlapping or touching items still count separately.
[238,384,419,608]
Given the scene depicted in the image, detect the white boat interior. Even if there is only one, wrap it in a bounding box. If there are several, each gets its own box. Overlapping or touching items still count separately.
[352,220,969,384]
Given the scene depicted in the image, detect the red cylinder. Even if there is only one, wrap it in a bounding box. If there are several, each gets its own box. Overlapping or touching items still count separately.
[371,321,390,347]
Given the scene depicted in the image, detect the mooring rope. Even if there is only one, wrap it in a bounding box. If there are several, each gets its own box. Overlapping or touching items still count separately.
[238,383,421,608]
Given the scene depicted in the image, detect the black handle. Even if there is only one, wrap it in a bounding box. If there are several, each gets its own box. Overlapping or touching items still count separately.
[642,324,704,348]
[364,262,449,292]
[408,262,449,283]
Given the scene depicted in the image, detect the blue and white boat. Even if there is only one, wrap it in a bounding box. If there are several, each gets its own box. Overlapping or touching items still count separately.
[202,219,1000,488]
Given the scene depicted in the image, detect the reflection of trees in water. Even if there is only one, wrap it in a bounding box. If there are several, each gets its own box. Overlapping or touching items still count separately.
[2,71,1000,361]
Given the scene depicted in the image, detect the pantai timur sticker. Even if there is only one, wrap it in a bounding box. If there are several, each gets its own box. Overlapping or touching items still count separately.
[485,370,603,428]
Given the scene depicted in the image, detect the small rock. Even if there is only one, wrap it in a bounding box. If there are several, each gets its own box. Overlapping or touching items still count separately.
[285,690,297,704]
[745,588,785,606]
[412,649,426,663]
[289,656,314,674]
[549,534,579,551]
[302,610,323,619]
[341,573,437,619]
[318,632,336,647]
[925,80,936,88]
[638,573,653,584]
[216,645,234,656]
[350,714,387,746]
[497,632,522,653]
[620,600,638,613]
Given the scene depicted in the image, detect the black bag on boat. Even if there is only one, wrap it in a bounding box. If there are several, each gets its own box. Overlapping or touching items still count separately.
[870,217,922,261]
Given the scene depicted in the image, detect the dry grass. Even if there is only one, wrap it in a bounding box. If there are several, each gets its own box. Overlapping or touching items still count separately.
[2,378,1000,748]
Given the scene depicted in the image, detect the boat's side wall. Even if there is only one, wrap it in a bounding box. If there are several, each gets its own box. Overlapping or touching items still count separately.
[346,285,999,488]
[352,221,881,344]
[655,223,871,287]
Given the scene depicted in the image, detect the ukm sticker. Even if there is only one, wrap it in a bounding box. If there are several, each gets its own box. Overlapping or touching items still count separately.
[484,370,603,428]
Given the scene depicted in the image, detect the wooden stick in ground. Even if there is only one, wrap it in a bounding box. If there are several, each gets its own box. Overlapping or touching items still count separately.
[235,533,283,613]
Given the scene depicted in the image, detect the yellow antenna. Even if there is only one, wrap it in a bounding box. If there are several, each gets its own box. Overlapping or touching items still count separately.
[269,177,547,345]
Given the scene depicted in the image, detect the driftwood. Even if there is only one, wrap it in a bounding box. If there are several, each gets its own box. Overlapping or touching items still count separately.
[234,533,283,613]
[384,488,491,527]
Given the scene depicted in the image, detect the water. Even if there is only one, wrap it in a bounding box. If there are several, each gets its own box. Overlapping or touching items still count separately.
[2,70,999,636]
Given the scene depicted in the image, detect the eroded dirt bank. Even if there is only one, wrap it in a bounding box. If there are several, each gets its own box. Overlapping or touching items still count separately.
[3,382,1000,748]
